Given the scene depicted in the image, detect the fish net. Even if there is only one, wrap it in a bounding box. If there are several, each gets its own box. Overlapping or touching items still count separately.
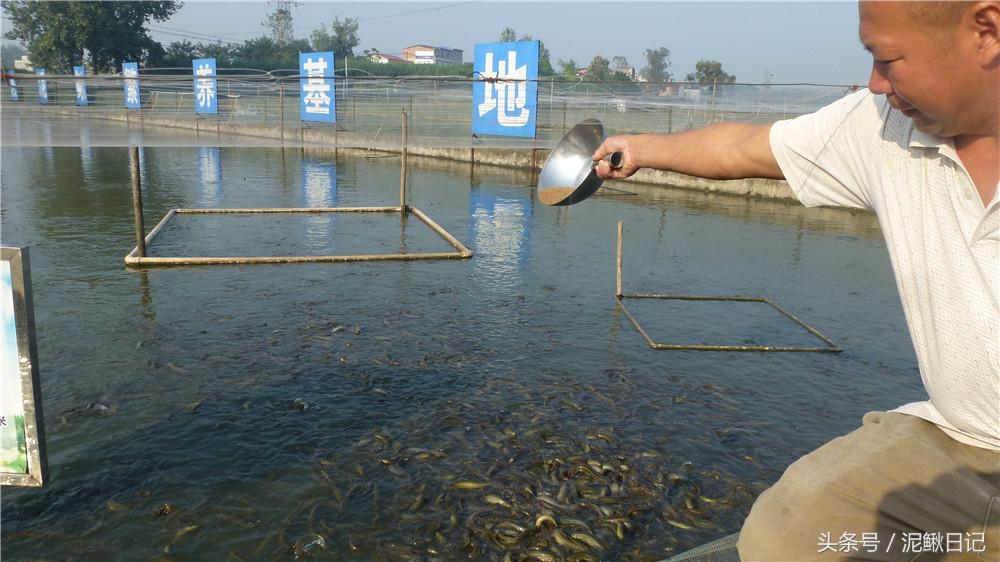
[1,71,857,148]
[663,533,741,562]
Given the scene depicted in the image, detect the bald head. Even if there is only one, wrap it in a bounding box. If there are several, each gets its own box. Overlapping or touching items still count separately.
[906,1,972,42]
[906,1,971,24]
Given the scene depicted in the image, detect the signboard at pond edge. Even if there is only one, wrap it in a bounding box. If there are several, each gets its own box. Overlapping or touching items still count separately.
[472,41,538,138]
[0,247,47,487]
[123,62,140,109]
[73,66,88,106]
[8,73,18,101]
[192,58,218,114]
[299,52,335,123]
[35,69,47,105]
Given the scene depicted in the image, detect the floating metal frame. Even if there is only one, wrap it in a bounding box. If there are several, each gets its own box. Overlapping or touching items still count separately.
[614,221,841,353]
[124,206,472,266]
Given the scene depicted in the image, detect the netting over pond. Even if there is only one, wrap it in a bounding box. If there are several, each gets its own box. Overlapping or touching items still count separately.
[0,70,859,148]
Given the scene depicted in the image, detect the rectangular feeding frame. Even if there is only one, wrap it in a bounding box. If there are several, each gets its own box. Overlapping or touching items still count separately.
[614,221,842,353]
[124,206,472,266]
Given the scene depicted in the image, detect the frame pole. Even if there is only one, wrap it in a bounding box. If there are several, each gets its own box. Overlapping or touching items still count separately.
[400,108,408,211]
[130,146,147,257]
[616,221,623,298]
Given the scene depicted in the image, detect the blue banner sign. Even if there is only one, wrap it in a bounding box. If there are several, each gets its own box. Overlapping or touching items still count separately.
[472,41,538,138]
[35,69,47,104]
[299,52,335,123]
[122,62,140,109]
[8,73,18,101]
[192,58,218,114]
[73,66,88,106]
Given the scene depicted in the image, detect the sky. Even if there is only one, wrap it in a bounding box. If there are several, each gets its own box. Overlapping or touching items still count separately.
[149,1,873,85]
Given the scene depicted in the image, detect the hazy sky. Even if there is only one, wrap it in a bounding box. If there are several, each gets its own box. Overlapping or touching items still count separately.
[157,1,872,85]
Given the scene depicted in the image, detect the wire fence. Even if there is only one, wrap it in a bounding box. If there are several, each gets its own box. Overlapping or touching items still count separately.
[1,70,858,148]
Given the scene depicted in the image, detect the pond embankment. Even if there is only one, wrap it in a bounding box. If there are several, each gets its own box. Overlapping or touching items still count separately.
[82,110,802,203]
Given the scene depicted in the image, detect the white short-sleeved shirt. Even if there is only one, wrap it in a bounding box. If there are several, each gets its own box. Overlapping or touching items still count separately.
[770,89,1000,451]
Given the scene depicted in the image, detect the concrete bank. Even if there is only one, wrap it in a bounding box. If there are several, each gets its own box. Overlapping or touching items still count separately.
[79,110,801,203]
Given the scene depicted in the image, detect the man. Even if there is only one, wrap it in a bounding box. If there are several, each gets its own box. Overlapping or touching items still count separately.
[594,2,999,560]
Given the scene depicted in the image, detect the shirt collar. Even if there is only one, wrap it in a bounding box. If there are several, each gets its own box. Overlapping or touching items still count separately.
[908,128,962,164]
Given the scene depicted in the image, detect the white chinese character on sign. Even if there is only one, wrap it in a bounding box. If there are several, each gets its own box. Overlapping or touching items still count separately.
[125,66,139,105]
[946,533,963,552]
[195,63,215,108]
[38,81,47,98]
[477,50,529,127]
[75,81,86,99]
[860,532,879,553]
[126,83,139,105]
[302,57,331,115]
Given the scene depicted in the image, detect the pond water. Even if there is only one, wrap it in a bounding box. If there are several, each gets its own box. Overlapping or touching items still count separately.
[0,140,923,561]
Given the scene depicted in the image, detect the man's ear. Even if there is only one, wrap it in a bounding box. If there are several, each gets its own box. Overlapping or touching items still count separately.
[971,1,1000,67]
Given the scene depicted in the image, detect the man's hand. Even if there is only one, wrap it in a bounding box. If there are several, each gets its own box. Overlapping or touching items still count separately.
[593,135,641,179]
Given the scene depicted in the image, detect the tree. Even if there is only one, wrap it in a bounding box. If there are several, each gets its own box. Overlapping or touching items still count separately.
[1,41,28,69]
[264,0,295,47]
[685,59,735,87]
[3,1,179,72]
[161,40,198,66]
[534,39,554,77]
[557,58,579,80]
[610,56,631,79]
[499,27,517,43]
[496,27,554,76]
[310,17,359,57]
[641,47,671,84]
[199,42,237,66]
[585,55,610,81]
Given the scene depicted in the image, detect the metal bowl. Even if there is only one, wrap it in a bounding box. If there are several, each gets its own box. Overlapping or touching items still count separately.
[537,119,607,206]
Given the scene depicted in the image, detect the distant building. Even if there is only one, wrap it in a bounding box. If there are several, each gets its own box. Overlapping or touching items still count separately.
[369,53,409,64]
[13,55,32,72]
[682,88,702,101]
[611,64,636,80]
[658,84,680,96]
[402,44,463,65]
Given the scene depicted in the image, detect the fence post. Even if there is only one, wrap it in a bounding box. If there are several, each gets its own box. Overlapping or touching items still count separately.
[562,98,567,134]
[400,108,408,211]
[130,146,146,258]
[711,78,718,120]
[616,221,623,299]
[280,84,285,143]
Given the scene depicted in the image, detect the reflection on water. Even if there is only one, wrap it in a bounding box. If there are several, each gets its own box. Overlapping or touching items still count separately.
[302,157,338,251]
[470,185,532,291]
[0,142,923,560]
[198,147,222,207]
[79,126,93,180]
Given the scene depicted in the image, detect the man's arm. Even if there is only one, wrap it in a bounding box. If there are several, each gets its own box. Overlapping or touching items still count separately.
[592,122,784,181]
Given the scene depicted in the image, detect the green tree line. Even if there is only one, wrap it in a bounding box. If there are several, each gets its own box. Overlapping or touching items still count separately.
[3,0,735,87]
